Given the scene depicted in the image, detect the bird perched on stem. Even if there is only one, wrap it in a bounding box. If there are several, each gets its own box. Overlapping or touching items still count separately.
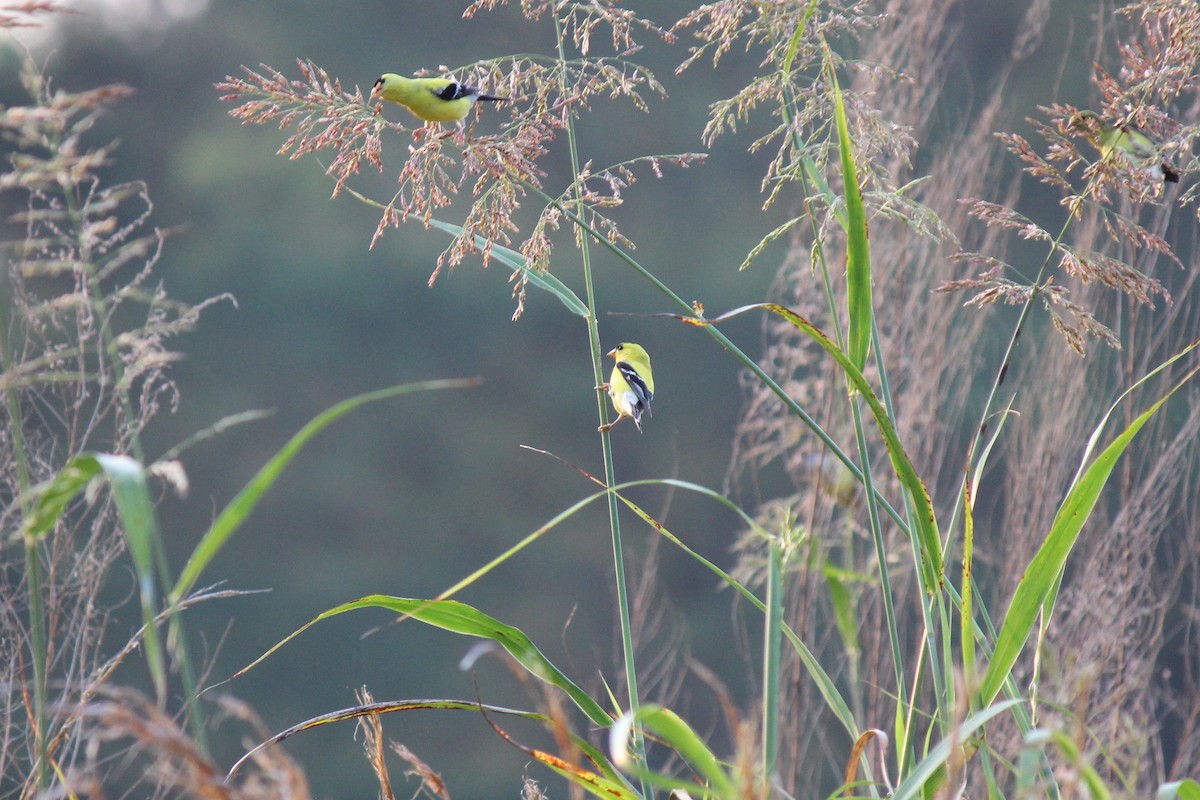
[598,343,654,433]
[371,73,507,123]
[1070,110,1179,184]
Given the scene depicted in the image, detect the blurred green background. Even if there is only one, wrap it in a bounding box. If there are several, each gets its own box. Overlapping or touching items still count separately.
[9,1,1095,797]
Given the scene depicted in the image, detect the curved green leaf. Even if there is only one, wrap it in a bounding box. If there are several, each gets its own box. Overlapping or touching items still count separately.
[829,60,872,372]
[94,454,165,701]
[24,453,166,701]
[1158,779,1200,800]
[21,455,102,543]
[675,304,942,585]
[981,357,1200,705]
[611,705,736,799]
[235,595,612,728]
[426,218,589,317]
[170,379,480,604]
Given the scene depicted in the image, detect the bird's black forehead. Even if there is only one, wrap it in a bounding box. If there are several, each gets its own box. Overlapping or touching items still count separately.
[372,76,385,88]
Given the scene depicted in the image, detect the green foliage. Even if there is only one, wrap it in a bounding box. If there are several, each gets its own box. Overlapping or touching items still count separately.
[6,1,1199,798]
[238,595,611,727]
[25,454,169,702]
[980,347,1200,707]
[830,61,872,375]
[212,0,1200,796]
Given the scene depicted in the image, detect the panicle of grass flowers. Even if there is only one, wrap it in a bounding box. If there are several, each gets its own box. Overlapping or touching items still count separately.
[219,4,695,317]
[1114,0,1200,107]
[0,67,216,456]
[675,0,933,242]
[940,0,1200,353]
[463,0,674,55]
[1,37,226,797]
[218,60,390,198]
[941,188,1173,354]
[674,0,881,74]
[69,691,312,800]
[940,28,1195,352]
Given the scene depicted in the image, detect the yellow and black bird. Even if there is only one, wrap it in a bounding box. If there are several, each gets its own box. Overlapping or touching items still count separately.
[371,73,507,123]
[598,343,654,433]
[1071,110,1179,184]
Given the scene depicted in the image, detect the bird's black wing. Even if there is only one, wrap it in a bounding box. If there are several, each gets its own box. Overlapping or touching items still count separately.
[616,361,652,417]
[433,82,478,102]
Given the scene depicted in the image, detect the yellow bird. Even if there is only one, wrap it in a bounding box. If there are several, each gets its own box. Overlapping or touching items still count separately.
[1070,110,1179,184]
[598,343,654,433]
[371,73,507,123]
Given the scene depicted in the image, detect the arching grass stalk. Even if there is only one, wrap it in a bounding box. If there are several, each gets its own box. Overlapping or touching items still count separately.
[549,14,648,794]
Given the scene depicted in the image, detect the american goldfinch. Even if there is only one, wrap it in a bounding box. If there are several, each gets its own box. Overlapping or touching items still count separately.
[1070,110,1179,183]
[597,342,654,433]
[371,73,507,123]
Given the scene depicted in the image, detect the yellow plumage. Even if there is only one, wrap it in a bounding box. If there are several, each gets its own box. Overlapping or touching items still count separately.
[1070,110,1179,184]
[598,342,654,433]
[371,73,506,123]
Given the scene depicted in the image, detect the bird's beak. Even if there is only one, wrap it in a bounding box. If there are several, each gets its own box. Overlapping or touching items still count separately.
[606,347,618,358]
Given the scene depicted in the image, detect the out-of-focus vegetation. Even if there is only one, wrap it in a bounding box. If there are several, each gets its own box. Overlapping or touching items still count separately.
[2,1,1199,799]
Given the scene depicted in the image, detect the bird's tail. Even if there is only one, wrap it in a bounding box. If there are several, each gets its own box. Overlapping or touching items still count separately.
[477,94,507,102]
[1163,163,1180,183]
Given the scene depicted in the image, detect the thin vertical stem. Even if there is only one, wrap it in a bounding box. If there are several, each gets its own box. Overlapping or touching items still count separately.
[552,17,647,795]
[762,540,783,789]
[3,193,47,796]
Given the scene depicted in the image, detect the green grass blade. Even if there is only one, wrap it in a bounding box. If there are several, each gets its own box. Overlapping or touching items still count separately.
[980,360,1200,706]
[21,455,103,542]
[828,59,872,373]
[94,454,167,703]
[169,378,480,604]
[762,540,783,782]
[25,453,167,702]
[611,705,737,798]
[961,473,977,690]
[425,218,589,317]
[234,595,612,727]
[676,304,943,584]
[889,699,1021,800]
[1158,779,1200,800]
